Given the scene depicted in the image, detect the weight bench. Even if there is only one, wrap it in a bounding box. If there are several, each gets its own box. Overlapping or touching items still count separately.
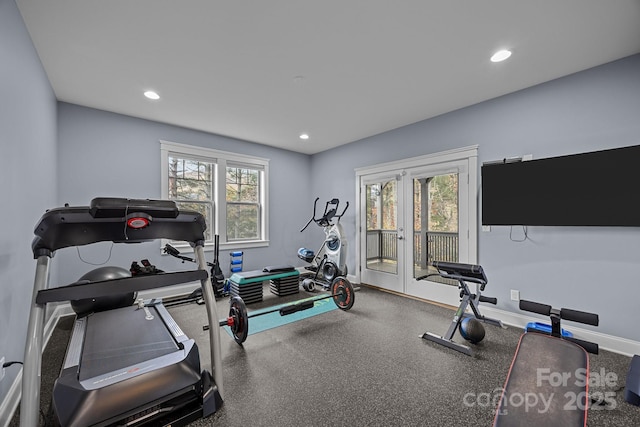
[418,261,504,356]
[625,355,640,406]
[228,266,300,304]
[493,299,599,426]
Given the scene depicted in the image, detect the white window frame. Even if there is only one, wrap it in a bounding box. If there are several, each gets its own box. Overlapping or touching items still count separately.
[160,140,270,251]
[225,161,264,242]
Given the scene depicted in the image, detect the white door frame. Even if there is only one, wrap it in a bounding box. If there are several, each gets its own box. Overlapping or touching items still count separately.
[354,145,479,302]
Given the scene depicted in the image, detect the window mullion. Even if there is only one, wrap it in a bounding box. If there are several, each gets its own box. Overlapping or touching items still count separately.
[160,140,268,249]
[217,159,227,244]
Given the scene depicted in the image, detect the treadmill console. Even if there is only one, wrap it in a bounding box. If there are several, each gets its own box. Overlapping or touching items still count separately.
[32,197,207,256]
[90,197,179,218]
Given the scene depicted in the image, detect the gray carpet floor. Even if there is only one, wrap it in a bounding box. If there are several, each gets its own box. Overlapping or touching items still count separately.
[10,284,640,426]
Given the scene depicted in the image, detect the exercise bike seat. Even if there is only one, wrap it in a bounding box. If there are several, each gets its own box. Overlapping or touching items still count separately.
[493,332,589,426]
[297,247,314,263]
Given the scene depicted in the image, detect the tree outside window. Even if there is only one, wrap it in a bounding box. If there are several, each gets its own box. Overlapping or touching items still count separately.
[161,140,269,249]
[168,156,214,243]
[226,166,261,241]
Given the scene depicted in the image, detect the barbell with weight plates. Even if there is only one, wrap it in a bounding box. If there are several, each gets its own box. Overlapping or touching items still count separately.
[207,276,356,344]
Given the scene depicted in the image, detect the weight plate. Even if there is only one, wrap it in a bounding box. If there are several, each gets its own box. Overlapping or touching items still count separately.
[331,277,355,311]
[302,278,315,292]
[322,261,338,281]
[229,296,249,344]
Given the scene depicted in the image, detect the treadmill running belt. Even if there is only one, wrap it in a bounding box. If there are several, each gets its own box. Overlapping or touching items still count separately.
[80,305,178,381]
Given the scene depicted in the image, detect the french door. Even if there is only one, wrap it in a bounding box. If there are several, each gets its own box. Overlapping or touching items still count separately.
[360,172,406,293]
[357,147,478,306]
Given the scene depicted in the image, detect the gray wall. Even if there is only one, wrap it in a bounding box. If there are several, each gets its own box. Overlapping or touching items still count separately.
[2,0,639,411]
[0,0,57,401]
[56,103,313,286]
[311,54,640,341]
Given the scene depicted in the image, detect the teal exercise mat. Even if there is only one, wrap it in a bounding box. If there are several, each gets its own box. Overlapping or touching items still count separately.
[223,295,337,339]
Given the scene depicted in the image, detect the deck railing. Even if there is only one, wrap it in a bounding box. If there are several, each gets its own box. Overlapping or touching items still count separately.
[366,230,458,266]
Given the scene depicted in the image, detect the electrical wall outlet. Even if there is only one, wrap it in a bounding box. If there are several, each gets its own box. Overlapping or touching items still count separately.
[510,290,520,301]
[482,225,491,232]
[1,356,5,382]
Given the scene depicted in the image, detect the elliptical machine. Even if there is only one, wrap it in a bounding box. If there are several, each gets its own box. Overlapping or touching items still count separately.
[298,197,349,291]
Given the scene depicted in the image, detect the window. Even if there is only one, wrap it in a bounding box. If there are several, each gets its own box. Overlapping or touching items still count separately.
[226,165,261,241]
[160,140,269,249]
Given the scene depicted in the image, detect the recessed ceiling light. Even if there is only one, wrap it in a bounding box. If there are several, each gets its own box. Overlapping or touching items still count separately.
[144,90,160,100]
[299,133,310,140]
[490,49,512,63]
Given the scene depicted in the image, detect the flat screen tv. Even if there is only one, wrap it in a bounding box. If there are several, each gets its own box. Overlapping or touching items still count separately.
[481,145,640,226]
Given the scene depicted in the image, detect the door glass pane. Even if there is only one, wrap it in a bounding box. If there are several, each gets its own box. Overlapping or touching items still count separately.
[413,174,459,282]
[366,180,397,274]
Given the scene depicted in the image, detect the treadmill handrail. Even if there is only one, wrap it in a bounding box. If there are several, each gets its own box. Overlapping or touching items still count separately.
[31,198,207,257]
[36,270,208,304]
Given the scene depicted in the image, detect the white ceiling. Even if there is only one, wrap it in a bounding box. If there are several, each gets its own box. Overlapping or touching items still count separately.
[16,1,640,155]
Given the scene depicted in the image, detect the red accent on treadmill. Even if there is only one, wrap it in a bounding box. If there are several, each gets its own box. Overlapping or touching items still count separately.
[127,217,150,229]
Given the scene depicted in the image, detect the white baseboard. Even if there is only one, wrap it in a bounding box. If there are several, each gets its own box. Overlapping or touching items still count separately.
[480,305,640,356]
[0,303,67,427]
[0,367,22,427]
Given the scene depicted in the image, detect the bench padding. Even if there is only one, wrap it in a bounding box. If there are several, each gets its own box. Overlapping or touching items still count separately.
[229,269,299,285]
[494,332,589,426]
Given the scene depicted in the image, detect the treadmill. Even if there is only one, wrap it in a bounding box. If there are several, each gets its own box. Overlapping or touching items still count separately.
[20,198,225,426]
